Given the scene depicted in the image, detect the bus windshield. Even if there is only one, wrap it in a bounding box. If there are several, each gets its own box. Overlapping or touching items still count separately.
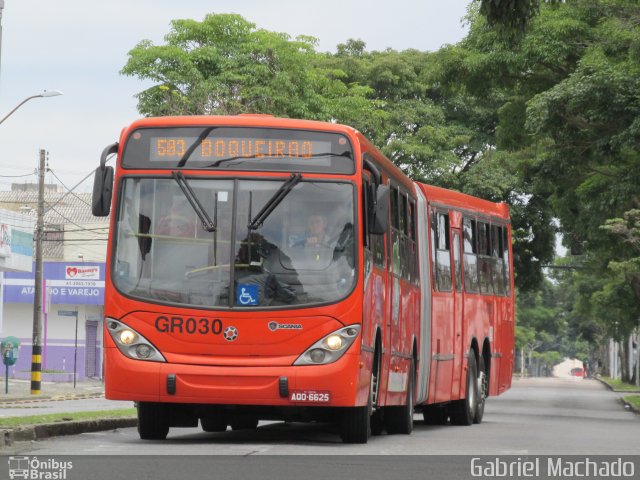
[113,177,356,309]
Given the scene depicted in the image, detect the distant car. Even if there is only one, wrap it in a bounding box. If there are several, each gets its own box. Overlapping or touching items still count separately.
[570,367,584,377]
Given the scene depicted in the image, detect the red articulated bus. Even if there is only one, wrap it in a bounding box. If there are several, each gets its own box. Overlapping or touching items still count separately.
[92,115,514,443]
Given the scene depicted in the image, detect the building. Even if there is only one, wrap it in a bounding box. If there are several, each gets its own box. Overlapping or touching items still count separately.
[0,184,109,382]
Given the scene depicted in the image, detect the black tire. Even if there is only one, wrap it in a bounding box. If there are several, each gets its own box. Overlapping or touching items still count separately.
[370,348,383,436]
[384,360,415,434]
[339,403,370,443]
[201,415,228,433]
[422,404,448,425]
[449,352,478,426]
[339,356,378,443]
[371,410,385,436]
[474,355,487,424]
[137,402,169,440]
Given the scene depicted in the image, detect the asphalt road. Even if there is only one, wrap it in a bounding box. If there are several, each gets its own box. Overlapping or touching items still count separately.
[5,377,639,456]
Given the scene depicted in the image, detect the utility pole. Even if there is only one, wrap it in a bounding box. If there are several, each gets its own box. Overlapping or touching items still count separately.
[30,149,46,395]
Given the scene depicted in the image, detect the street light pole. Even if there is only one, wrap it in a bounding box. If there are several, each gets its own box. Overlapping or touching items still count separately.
[0,0,5,81]
[0,90,63,126]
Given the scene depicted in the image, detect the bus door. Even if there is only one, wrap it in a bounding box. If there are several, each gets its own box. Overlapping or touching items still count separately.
[450,225,464,399]
[430,209,454,403]
[384,185,404,403]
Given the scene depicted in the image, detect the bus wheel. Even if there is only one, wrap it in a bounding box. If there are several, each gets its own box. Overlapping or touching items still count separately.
[384,359,415,434]
[137,402,169,440]
[474,355,487,424]
[339,404,370,443]
[422,405,448,425]
[201,413,228,432]
[370,348,383,436]
[449,352,478,426]
[339,361,377,443]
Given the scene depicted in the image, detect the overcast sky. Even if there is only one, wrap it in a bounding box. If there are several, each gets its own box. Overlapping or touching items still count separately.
[0,0,470,191]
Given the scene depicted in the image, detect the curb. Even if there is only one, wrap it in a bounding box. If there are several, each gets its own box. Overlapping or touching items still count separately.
[0,417,137,448]
[0,393,104,404]
[619,397,640,415]
[595,376,640,394]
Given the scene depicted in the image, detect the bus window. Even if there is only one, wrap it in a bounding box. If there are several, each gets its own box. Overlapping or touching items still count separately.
[503,225,511,296]
[477,221,493,295]
[408,200,417,282]
[391,187,399,230]
[453,230,462,292]
[462,217,479,293]
[491,225,505,295]
[431,210,452,292]
[400,192,409,280]
[400,193,407,235]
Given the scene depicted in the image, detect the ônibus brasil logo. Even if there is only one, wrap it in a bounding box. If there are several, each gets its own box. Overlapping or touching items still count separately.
[8,456,73,480]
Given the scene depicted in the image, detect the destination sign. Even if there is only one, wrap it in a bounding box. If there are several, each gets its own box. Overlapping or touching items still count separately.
[122,126,354,174]
[150,137,328,162]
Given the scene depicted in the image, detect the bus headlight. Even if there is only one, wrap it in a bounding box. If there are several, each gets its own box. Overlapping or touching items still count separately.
[294,325,360,366]
[324,335,343,350]
[107,318,165,362]
[119,329,136,345]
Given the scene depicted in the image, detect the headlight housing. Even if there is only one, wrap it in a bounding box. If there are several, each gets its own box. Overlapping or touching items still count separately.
[294,325,360,365]
[106,318,165,362]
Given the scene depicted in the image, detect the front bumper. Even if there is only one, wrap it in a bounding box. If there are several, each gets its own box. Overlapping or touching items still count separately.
[104,347,362,407]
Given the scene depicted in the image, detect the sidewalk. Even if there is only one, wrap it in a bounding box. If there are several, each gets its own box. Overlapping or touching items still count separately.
[0,378,104,403]
[0,378,135,449]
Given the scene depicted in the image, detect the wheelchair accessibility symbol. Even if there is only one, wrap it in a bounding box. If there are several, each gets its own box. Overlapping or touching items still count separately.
[237,284,258,306]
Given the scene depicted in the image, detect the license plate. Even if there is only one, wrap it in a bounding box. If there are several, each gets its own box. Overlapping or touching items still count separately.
[289,390,331,403]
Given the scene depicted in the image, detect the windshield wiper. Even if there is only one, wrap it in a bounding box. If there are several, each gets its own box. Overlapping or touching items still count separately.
[171,171,216,232]
[248,173,302,230]
[176,127,216,168]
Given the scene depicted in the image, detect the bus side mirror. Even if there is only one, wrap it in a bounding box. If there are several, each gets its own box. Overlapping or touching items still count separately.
[369,184,389,235]
[92,166,114,217]
[92,142,118,217]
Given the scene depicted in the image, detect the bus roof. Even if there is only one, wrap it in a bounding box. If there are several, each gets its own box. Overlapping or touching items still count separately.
[124,115,359,136]
[416,183,510,220]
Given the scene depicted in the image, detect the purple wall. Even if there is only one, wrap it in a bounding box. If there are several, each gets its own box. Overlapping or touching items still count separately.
[4,338,101,382]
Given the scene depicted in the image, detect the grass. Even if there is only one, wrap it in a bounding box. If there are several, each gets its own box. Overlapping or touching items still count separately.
[598,376,640,392]
[624,395,640,410]
[0,408,136,428]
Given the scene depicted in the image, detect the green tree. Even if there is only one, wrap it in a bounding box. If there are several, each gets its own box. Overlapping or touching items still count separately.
[121,14,375,121]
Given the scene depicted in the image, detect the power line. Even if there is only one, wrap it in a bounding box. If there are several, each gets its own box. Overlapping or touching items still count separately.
[0,170,36,178]
[44,153,115,214]
[44,203,107,237]
[47,168,92,207]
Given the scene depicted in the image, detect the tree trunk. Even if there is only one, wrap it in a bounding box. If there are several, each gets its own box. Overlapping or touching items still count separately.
[635,332,639,387]
[619,338,630,383]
